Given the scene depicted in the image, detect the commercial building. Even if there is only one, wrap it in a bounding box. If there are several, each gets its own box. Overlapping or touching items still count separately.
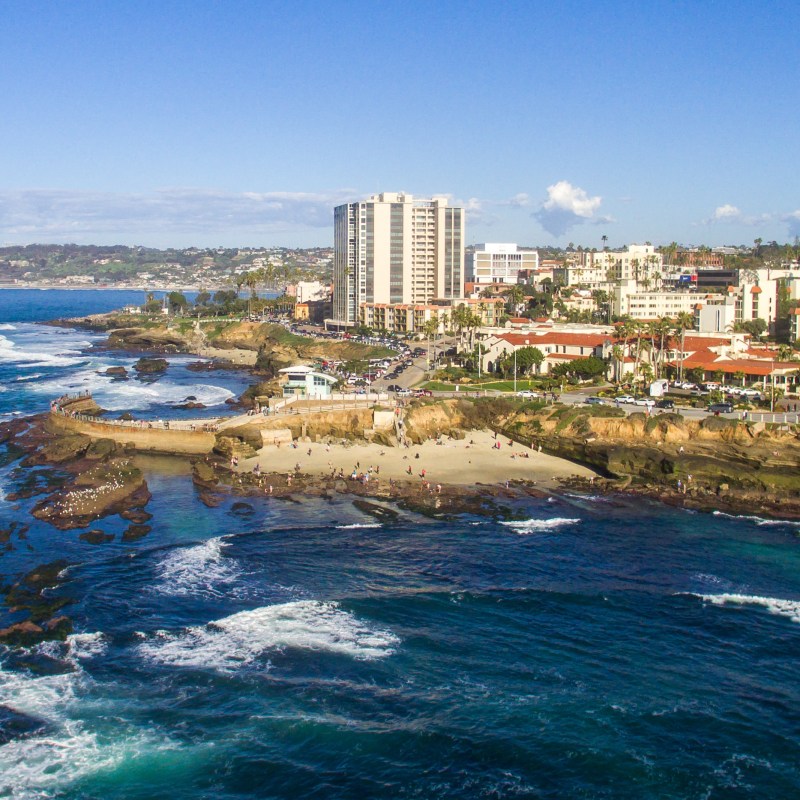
[331,193,464,327]
[465,243,538,285]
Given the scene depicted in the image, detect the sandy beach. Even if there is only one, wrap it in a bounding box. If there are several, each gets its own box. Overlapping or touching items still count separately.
[237,429,598,489]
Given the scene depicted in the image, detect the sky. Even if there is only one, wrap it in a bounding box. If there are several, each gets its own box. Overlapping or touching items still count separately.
[1,0,799,250]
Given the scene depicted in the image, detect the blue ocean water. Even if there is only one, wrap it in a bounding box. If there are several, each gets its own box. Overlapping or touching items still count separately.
[1,291,800,799]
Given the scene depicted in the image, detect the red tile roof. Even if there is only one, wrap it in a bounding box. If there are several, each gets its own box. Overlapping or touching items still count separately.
[498,332,608,348]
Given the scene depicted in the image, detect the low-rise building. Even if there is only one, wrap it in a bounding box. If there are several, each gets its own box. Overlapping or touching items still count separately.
[465,243,538,285]
[278,366,338,399]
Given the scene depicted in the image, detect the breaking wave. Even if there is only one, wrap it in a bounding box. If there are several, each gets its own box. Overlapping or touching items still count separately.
[335,522,382,530]
[684,592,800,623]
[712,510,799,527]
[137,601,400,671]
[500,517,581,535]
[154,536,241,597]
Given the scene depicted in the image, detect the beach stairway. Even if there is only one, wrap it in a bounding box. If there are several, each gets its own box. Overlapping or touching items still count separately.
[213,435,258,461]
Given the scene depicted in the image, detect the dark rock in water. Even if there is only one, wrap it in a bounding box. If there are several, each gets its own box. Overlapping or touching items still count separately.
[0,616,72,646]
[0,705,48,745]
[79,530,115,544]
[133,357,168,374]
[198,490,224,507]
[104,366,128,379]
[173,402,206,410]
[122,524,151,542]
[120,509,152,524]
[352,499,399,522]
[184,395,198,401]
[230,501,254,516]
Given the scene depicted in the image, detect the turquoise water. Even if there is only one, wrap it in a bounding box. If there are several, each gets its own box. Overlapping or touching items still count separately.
[1,291,800,799]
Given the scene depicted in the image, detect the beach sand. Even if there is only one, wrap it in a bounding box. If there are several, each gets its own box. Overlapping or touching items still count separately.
[237,429,598,489]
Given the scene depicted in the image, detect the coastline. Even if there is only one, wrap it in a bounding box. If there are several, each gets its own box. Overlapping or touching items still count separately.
[236,429,597,490]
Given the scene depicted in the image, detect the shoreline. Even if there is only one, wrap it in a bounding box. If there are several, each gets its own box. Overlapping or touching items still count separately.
[236,429,599,490]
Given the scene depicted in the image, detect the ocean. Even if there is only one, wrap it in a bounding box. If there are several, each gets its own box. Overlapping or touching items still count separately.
[1,290,799,799]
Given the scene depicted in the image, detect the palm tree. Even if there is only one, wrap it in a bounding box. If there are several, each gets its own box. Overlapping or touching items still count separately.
[602,234,608,250]
[674,311,696,382]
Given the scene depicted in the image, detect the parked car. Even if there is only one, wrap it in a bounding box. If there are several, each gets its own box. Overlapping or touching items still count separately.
[414,388,433,397]
[656,399,675,410]
[584,396,606,405]
[634,398,656,407]
[615,395,636,404]
[387,384,401,392]
[516,390,540,399]
[396,388,412,397]
[708,402,734,414]
[741,388,762,399]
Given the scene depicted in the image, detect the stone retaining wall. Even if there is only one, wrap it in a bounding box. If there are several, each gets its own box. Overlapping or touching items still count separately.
[48,412,216,455]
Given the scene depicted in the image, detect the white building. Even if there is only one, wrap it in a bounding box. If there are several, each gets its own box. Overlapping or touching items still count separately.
[294,280,330,304]
[331,193,464,326]
[465,243,538,284]
[555,244,666,291]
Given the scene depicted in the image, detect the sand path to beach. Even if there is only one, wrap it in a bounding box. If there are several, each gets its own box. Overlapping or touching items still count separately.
[237,429,598,489]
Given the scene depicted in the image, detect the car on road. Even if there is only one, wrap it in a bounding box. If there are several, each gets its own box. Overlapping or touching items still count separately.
[414,388,433,397]
[395,388,413,397]
[516,390,540,399]
[615,395,636,404]
[656,399,675,410]
[634,398,656,407]
[708,402,734,414]
[584,396,606,405]
[387,384,401,392]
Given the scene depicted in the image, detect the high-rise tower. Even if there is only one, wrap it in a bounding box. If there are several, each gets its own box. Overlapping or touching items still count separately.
[332,193,464,326]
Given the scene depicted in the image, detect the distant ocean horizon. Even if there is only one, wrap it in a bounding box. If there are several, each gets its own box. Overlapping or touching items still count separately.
[1,289,799,799]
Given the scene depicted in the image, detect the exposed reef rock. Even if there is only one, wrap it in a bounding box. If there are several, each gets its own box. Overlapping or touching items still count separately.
[133,357,168,375]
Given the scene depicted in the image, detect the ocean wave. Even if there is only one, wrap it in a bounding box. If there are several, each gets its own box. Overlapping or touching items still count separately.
[712,510,800,527]
[0,323,17,330]
[137,601,400,671]
[32,369,235,410]
[14,373,43,382]
[685,592,800,623]
[154,536,241,597]
[0,333,86,367]
[500,517,580,535]
[335,522,382,529]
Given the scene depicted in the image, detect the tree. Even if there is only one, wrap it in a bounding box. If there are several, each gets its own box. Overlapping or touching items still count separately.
[514,346,545,376]
[674,311,696,382]
[167,291,188,314]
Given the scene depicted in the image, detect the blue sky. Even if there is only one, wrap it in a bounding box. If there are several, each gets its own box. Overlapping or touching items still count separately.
[1,0,798,249]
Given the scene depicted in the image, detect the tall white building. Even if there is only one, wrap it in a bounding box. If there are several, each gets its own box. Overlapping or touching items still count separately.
[332,193,464,326]
[465,243,539,284]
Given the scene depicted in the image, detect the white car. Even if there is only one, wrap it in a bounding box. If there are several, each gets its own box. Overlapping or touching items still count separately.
[634,398,656,407]
[395,388,413,397]
[615,395,636,404]
[516,390,540,399]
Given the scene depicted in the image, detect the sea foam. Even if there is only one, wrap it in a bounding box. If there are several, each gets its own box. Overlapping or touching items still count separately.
[500,517,580,535]
[712,510,799,527]
[137,600,400,671]
[154,536,241,597]
[688,593,800,623]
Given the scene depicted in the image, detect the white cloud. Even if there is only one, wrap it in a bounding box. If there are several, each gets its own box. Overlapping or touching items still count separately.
[533,181,607,237]
[783,210,800,238]
[506,193,531,208]
[711,204,742,221]
[703,204,773,227]
[0,188,357,246]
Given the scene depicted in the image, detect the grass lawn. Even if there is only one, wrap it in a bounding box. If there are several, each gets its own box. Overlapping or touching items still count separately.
[423,378,548,393]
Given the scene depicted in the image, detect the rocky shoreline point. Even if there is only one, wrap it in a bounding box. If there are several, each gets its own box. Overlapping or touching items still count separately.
[0,416,154,645]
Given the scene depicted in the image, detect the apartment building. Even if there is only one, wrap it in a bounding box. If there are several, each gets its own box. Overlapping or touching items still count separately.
[465,243,538,284]
[331,193,464,326]
[555,244,666,290]
[360,297,505,334]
